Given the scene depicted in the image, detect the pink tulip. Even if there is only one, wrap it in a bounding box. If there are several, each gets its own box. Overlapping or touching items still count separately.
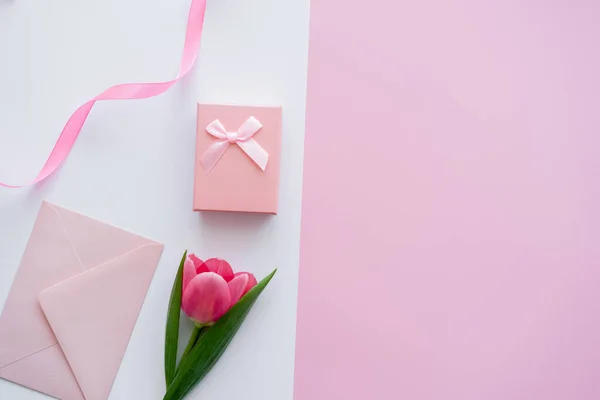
[181,255,257,326]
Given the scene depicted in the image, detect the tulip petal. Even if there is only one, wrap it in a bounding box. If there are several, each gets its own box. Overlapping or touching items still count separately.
[228,274,249,304]
[182,257,197,294]
[234,272,258,295]
[182,272,232,325]
[204,258,234,282]
[189,254,209,273]
[195,262,211,274]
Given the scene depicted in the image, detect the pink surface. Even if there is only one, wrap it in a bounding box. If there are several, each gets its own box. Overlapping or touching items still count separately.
[194,104,282,214]
[0,202,163,399]
[295,1,600,399]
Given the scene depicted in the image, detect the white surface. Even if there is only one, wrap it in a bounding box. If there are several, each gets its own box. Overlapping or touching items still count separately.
[0,0,309,398]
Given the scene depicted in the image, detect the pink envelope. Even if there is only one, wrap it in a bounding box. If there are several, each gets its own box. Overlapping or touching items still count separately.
[194,103,282,214]
[0,202,164,400]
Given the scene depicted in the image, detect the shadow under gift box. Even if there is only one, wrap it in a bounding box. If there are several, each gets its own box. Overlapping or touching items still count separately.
[194,104,282,214]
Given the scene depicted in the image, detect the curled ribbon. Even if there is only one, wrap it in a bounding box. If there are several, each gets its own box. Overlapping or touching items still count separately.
[200,117,269,174]
[0,0,206,188]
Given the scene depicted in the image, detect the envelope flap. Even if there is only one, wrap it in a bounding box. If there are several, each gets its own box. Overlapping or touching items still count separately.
[49,202,156,270]
[38,243,163,400]
[0,345,84,400]
[0,202,84,369]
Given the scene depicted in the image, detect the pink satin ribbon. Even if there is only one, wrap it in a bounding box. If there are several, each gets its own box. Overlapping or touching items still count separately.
[200,117,269,174]
[0,0,206,188]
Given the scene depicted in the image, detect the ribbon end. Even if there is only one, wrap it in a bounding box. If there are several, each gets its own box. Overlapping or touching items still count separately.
[200,140,230,174]
[258,156,269,172]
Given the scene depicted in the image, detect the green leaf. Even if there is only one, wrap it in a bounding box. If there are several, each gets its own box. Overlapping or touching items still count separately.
[163,269,277,400]
[164,250,187,387]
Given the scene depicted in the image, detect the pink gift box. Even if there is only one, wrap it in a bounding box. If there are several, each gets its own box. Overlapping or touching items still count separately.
[194,103,282,214]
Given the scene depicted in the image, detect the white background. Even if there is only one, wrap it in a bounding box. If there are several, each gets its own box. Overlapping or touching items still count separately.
[0,0,309,398]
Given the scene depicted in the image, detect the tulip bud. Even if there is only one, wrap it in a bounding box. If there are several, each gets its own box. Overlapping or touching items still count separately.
[181,255,258,326]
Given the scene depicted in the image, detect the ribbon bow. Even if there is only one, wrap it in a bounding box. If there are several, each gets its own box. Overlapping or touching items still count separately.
[200,116,269,174]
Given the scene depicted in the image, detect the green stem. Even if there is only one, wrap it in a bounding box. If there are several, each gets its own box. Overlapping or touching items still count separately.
[176,326,202,375]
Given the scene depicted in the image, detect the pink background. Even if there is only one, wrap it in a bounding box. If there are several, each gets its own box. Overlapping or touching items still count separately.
[295,1,600,399]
